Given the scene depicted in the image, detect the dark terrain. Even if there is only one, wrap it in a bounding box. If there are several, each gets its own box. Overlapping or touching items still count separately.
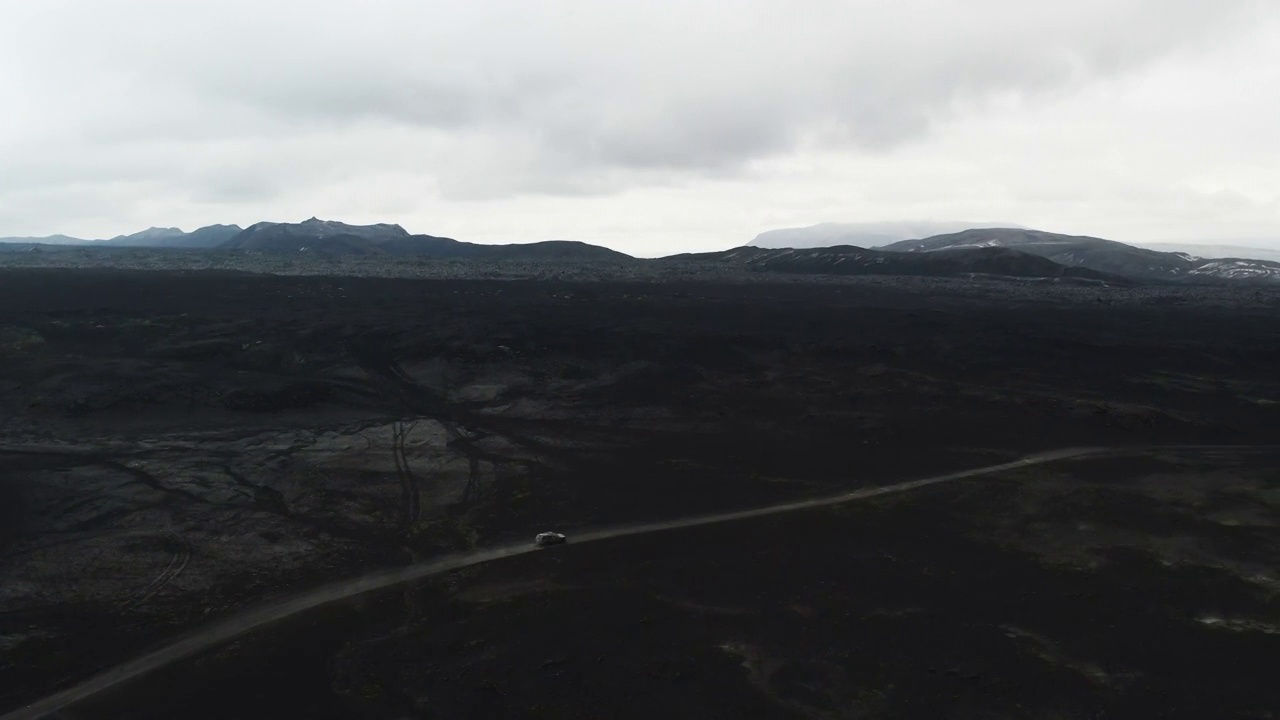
[666,244,1125,283]
[1,267,1278,719]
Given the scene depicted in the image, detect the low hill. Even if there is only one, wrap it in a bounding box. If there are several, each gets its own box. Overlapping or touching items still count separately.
[665,244,1123,283]
[468,240,629,260]
[0,234,87,246]
[883,228,1280,283]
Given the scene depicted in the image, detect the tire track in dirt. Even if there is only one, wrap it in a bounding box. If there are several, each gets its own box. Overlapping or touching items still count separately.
[0,444,1128,720]
[121,528,191,611]
[391,420,421,532]
[350,344,483,526]
[367,353,498,518]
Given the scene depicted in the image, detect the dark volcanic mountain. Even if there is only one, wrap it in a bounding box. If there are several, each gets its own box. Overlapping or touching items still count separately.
[220,218,413,252]
[883,228,1280,283]
[666,245,1123,283]
[219,218,632,260]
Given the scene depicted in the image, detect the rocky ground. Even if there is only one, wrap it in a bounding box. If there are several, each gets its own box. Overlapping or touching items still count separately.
[1,267,1277,718]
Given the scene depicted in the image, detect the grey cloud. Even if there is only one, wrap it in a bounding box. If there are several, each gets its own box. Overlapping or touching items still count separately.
[9,2,1263,158]
[0,0,1275,244]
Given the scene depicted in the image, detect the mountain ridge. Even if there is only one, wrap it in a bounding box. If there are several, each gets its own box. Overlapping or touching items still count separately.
[882,228,1280,283]
[0,225,244,248]
[748,221,1030,249]
[5,219,1280,283]
[219,218,633,260]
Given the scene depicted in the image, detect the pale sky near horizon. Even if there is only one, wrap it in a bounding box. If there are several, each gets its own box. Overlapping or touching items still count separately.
[2,0,1278,257]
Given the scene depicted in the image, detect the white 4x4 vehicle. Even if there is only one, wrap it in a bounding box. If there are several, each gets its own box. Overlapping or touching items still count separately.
[534,532,567,547]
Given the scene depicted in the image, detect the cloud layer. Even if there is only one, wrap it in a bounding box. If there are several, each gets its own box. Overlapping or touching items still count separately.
[1,0,1277,253]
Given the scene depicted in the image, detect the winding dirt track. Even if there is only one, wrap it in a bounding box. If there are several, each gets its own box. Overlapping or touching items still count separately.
[3,446,1113,719]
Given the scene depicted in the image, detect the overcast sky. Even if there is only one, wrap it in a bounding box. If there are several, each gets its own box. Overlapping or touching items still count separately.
[2,0,1278,256]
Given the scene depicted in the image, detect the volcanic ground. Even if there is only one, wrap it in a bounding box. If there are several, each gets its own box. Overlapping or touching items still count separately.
[0,267,1277,719]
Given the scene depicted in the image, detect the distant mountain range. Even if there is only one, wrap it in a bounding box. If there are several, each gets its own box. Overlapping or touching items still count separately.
[748,221,1029,249]
[882,228,1280,283]
[0,224,243,248]
[0,219,629,261]
[4,219,1279,284]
